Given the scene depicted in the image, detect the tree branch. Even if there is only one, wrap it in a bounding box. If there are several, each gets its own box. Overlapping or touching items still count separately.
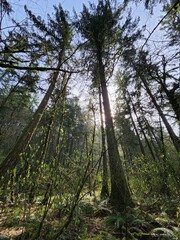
[141,0,179,50]
[0,62,81,73]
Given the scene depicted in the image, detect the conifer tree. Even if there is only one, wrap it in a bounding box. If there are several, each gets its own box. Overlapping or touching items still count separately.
[0,4,72,181]
[75,0,136,210]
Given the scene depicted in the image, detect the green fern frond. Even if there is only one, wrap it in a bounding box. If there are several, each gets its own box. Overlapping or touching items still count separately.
[129,226,143,233]
[126,213,137,222]
[105,215,125,229]
[131,218,147,225]
[151,227,175,238]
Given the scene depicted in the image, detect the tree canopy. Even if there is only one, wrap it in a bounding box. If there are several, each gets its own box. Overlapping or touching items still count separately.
[0,0,179,239]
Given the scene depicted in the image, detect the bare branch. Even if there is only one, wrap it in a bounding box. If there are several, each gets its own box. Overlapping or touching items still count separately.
[0,62,81,73]
[141,0,179,50]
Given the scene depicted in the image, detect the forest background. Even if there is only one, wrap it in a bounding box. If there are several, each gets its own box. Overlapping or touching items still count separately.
[0,0,179,239]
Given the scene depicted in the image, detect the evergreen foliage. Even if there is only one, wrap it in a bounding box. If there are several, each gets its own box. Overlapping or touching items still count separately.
[0,0,179,239]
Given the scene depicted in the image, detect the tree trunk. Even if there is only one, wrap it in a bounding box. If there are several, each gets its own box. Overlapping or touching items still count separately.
[160,56,180,122]
[99,87,109,199]
[129,95,157,162]
[98,55,133,211]
[138,71,180,153]
[127,103,145,156]
[0,63,61,180]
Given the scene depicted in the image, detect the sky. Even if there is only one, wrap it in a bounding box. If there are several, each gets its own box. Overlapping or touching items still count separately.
[1,0,166,112]
[7,0,95,21]
[5,0,164,36]
[1,1,179,135]
[2,0,166,58]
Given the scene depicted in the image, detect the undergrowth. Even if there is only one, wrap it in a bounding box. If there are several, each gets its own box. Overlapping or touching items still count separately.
[0,194,179,240]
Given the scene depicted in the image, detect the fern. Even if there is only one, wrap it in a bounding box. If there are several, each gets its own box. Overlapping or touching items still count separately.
[129,226,143,233]
[105,214,125,229]
[151,227,176,239]
[131,218,147,225]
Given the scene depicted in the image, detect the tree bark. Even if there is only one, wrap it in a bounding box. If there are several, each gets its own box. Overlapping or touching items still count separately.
[138,71,180,153]
[99,87,109,199]
[98,54,133,211]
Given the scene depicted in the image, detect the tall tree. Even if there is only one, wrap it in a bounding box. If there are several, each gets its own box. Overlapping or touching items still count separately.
[75,0,136,210]
[99,87,109,199]
[121,46,180,154]
[0,4,72,181]
[135,51,180,153]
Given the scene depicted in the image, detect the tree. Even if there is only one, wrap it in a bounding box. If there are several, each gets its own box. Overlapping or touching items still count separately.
[0,87,34,162]
[135,51,180,153]
[0,0,12,40]
[120,46,180,154]
[99,87,109,199]
[0,4,72,181]
[75,0,135,211]
[115,71,145,160]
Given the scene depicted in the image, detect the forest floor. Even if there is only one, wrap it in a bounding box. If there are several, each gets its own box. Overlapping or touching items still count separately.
[0,196,179,239]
